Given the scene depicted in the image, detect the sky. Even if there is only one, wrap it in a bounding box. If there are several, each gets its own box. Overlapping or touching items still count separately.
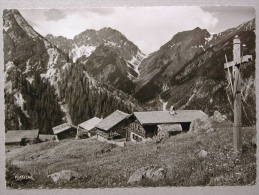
[19,6,255,54]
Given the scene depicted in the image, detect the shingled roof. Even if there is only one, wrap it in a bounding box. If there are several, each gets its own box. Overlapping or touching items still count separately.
[5,129,39,144]
[52,123,73,135]
[96,110,131,131]
[134,110,207,125]
[78,117,102,131]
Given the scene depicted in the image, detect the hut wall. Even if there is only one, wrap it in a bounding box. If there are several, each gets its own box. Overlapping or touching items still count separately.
[77,127,96,138]
[95,128,109,139]
[5,141,21,146]
[57,128,77,139]
[126,120,146,140]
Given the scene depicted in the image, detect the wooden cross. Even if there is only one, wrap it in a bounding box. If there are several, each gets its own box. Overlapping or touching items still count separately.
[224,35,252,153]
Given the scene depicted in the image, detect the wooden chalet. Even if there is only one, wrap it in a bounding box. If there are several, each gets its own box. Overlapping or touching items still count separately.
[5,129,39,145]
[128,110,207,142]
[77,117,102,138]
[95,110,132,140]
[52,123,76,140]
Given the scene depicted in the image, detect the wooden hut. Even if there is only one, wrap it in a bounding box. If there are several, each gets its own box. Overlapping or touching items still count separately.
[95,110,132,140]
[77,117,102,138]
[52,123,76,140]
[5,129,39,146]
[128,110,207,142]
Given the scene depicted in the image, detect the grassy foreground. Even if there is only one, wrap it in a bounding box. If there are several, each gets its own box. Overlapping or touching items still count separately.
[6,123,256,188]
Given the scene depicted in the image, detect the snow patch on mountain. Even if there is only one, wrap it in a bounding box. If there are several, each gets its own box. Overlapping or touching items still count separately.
[40,48,61,96]
[83,71,97,87]
[62,62,72,70]
[205,33,214,43]
[3,19,11,31]
[127,51,146,76]
[14,92,30,118]
[191,45,205,51]
[60,103,72,123]
[18,117,22,128]
[23,59,32,74]
[47,48,59,67]
[198,45,205,51]
[127,72,135,80]
[104,40,120,47]
[5,61,15,72]
[169,43,176,48]
[5,81,12,94]
[159,97,168,111]
[26,76,34,84]
[70,45,96,62]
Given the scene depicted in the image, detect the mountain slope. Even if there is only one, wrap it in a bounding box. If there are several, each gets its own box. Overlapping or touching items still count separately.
[46,28,146,78]
[134,27,212,102]
[46,28,146,94]
[136,19,255,125]
[4,9,143,133]
[166,20,256,125]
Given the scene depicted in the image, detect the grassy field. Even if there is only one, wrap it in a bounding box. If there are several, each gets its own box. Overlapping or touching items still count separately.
[6,122,256,188]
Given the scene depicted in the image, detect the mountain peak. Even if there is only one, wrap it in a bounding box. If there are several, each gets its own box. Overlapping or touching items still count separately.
[99,27,116,32]
[194,27,202,31]
[170,27,210,44]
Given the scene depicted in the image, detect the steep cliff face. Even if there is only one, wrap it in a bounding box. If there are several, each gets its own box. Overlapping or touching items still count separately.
[4,9,143,133]
[4,9,68,132]
[137,19,255,125]
[76,45,136,94]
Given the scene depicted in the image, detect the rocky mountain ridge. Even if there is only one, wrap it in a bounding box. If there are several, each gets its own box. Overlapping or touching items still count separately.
[46,27,146,94]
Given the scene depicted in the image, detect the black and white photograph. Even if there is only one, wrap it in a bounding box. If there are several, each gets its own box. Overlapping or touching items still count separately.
[2,5,256,189]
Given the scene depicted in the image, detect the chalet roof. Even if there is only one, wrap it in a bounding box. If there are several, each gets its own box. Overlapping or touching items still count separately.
[96,110,131,131]
[5,129,39,144]
[134,110,207,125]
[52,123,73,135]
[78,117,102,131]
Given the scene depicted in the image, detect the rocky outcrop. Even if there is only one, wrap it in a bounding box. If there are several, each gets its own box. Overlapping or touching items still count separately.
[48,170,81,183]
[211,111,227,123]
[197,150,208,158]
[190,115,214,133]
[127,165,166,184]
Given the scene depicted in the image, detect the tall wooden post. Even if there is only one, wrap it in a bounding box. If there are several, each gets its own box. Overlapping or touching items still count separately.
[233,66,242,152]
[233,37,242,153]
[224,35,252,153]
